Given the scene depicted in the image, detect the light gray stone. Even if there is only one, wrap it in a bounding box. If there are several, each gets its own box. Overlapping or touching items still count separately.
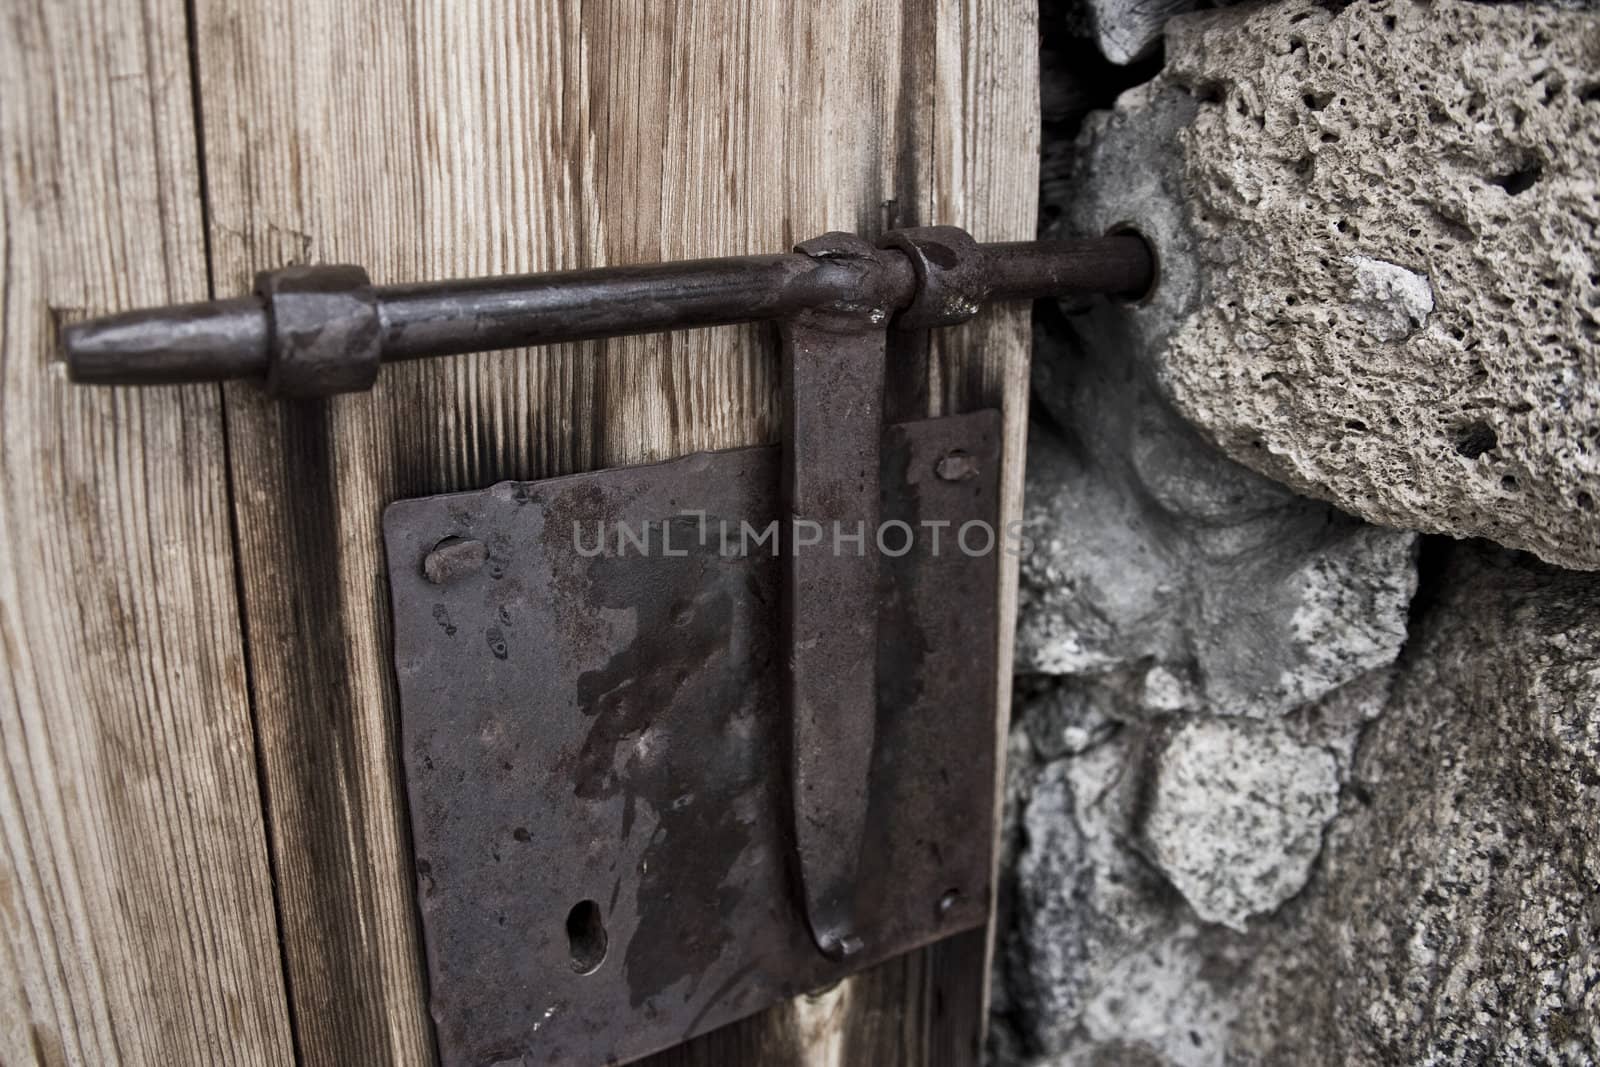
[1006,2,1600,1064]
[1008,734,1192,1059]
[1138,719,1339,931]
[1004,61,1418,1050]
[1345,255,1436,343]
[1078,0,1200,65]
[1002,713,1353,1064]
[1236,547,1600,1064]
[1014,313,1418,716]
[1004,545,1600,1065]
[1071,933,1238,1067]
[1063,0,1600,569]
[1011,760,1095,1052]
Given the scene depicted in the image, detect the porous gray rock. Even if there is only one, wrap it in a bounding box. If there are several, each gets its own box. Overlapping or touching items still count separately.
[1003,550,1600,1065]
[1062,0,1600,569]
[1002,160,1418,1059]
[1014,306,1419,714]
[1008,732,1246,1065]
[1001,697,1369,1064]
[1005,3,1600,1061]
[1138,718,1339,931]
[1237,546,1600,1064]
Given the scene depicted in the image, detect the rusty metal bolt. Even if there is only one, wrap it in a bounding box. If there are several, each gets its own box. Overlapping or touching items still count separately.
[878,226,992,330]
[423,537,488,585]
[254,264,382,397]
[935,450,980,482]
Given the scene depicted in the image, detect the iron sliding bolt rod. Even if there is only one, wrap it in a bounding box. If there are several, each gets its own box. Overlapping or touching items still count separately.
[57,224,1156,968]
[61,231,1154,398]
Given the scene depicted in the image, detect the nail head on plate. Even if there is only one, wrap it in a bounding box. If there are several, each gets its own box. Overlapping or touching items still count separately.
[424,537,488,584]
[935,450,980,482]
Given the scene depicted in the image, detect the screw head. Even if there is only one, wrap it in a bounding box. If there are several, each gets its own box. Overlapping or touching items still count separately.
[424,537,487,584]
[936,450,980,482]
[816,930,865,962]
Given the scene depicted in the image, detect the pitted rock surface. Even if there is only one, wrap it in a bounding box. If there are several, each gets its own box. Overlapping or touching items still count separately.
[1137,718,1339,931]
[999,1,1600,1062]
[1064,0,1600,569]
[1232,548,1600,1064]
[1015,303,1418,713]
[999,299,1416,1061]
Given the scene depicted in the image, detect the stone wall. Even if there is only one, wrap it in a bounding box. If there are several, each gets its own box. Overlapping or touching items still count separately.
[996,1,1600,1063]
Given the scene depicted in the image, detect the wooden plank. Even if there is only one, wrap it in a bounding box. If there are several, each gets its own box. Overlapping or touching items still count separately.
[650,953,933,1067]
[927,929,990,1067]
[190,0,1034,1061]
[924,0,1041,1039]
[0,1,296,1064]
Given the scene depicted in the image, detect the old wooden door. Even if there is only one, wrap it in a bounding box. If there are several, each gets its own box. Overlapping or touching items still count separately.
[0,1,1037,1063]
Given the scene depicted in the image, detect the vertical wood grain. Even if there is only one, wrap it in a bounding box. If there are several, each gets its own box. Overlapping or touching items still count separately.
[0,0,296,1063]
[190,0,1035,1062]
[927,0,1041,1034]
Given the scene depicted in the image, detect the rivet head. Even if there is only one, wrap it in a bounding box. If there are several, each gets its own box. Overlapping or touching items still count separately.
[424,537,487,584]
[935,450,980,482]
[937,889,961,918]
[817,932,865,962]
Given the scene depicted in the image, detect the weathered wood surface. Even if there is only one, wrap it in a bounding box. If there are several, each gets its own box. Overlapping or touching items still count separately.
[191,0,1036,1061]
[2,0,1035,1061]
[0,1,295,1064]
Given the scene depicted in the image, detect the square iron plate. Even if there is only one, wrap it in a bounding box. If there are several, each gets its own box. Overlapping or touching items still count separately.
[383,410,1001,1066]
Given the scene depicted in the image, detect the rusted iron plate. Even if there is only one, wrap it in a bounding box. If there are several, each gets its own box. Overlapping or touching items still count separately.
[383,410,1001,1067]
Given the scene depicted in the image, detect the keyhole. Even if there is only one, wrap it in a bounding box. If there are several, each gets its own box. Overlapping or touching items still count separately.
[566,900,607,975]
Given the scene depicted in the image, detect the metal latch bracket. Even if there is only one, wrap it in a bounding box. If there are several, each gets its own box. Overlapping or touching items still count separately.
[60,223,1154,1067]
[384,410,1002,1065]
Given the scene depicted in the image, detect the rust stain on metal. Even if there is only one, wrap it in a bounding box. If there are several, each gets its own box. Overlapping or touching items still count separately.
[423,537,488,584]
[383,412,1002,1066]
